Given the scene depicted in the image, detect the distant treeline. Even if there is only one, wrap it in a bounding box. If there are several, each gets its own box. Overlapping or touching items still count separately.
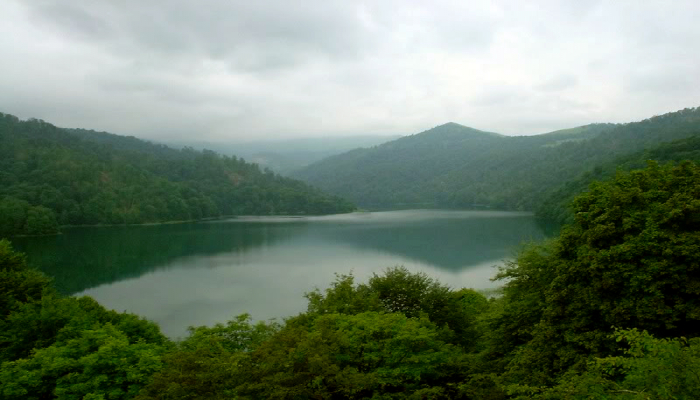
[294,107,700,216]
[1,161,699,398]
[0,113,355,237]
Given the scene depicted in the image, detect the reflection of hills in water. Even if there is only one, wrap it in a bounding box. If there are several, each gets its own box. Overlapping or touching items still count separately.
[12,222,297,295]
[13,211,550,295]
[303,213,548,270]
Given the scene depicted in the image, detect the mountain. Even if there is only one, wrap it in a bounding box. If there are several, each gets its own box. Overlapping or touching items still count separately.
[536,134,700,224]
[0,113,355,237]
[167,135,402,175]
[293,107,700,211]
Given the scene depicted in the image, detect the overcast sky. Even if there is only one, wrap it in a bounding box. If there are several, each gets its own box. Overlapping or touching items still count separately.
[1,0,699,141]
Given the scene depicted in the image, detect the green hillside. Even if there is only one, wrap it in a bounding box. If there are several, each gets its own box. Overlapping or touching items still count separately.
[537,135,700,224]
[294,107,700,211]
[0,113,355,237]
[168,135,402,175]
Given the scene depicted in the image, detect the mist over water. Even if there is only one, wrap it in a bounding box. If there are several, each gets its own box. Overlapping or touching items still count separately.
[14,210,549,338]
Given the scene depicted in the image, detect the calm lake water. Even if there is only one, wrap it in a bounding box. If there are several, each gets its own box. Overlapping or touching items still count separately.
[13,210,550,338]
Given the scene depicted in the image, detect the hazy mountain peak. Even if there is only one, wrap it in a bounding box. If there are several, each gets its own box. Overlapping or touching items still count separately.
[418,122,503,138]
[438,121,468,128]
[294,106,700,210]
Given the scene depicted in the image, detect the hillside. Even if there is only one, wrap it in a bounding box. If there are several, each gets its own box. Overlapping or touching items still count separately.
[167,135,402,175]
[0,113,355,237]
[294,108,700,210]
[537,135,700,224]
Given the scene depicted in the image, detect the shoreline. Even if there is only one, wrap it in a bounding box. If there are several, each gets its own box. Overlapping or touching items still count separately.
[14,210,358,236]
[7,207,552,237]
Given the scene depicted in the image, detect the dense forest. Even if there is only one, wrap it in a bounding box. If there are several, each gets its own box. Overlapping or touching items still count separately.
[294,107,700,212]
[0,113,355,237]
[536,135,700,224]
[1,161,699,398]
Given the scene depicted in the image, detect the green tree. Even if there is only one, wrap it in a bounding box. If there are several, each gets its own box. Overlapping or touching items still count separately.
[492,161,700,386]
[24,206,59,235]
[306,267,486,349]
[0,324,165,400]
[0,240,169,398]
[0,239,53,332]
[237,312,466,399]
[0,197,30,237]
[137,314,278,399]
[530,329,700,399]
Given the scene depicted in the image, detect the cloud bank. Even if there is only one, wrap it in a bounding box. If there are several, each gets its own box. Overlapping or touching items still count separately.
[1,0,699,140]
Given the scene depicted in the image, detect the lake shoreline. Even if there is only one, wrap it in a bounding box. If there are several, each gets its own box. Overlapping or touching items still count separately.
[14,209,548,338]
[13,210,364,237]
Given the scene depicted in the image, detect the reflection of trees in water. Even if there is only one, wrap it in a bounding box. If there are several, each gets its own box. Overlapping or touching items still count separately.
[12,213,548,295]
[308,216,548,270]
[12,222,299,295]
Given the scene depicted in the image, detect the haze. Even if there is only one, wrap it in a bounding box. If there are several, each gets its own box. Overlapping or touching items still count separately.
[1,0,699,141]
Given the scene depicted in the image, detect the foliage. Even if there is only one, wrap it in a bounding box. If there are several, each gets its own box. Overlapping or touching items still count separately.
[295,107,700,211]
[137,315,279,399]
[537,135,700,225]
[137,269,497,399]
[529,329,700,399]
[305,273,381,315]
[0,239,169,399]
[237,312,467,399]
[305,267,487,349]
[0,197,59,237]
[0,324,165,400]
[0,112,355,237]
[491,161,700,386]
[0,239,53,318]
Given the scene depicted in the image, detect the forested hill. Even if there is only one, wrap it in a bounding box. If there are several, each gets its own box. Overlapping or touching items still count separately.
[294,107,700,210]
[537,134,700,224]
[167,135,402,176]
[0,113,355,237]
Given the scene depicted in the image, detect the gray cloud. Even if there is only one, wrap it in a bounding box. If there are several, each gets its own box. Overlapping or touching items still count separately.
[1,0,699,140]
[536,75,578,92]
[30,0,375,71]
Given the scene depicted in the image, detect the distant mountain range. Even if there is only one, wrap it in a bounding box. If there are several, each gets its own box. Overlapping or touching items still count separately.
[3,106,699,236]
[293,108,700,215]
[167,135,401,175]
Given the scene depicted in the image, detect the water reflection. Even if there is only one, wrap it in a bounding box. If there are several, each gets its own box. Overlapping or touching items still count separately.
[13,222,297,294]
[14,210,548,338]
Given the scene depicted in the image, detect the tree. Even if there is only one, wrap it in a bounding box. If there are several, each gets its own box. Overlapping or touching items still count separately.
[237,312,466,399]
[306,267,486,349]
[0,324,164,400]
[0,239,52,320]
[0,239,169,398]
[531,329,700,399]
[493,161,700,386]
[24,206,59,235]
[0,197,30,237]
[137,314,278,399]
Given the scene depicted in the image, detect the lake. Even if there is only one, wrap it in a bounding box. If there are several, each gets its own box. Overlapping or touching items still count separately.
[12,210,550,338]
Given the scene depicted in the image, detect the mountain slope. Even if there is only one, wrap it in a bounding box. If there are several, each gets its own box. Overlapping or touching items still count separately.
[167,135,402,175]
[536,135,700,224]
[293,123,515,207]
[0,113,355,237]
[294,108,700,210]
